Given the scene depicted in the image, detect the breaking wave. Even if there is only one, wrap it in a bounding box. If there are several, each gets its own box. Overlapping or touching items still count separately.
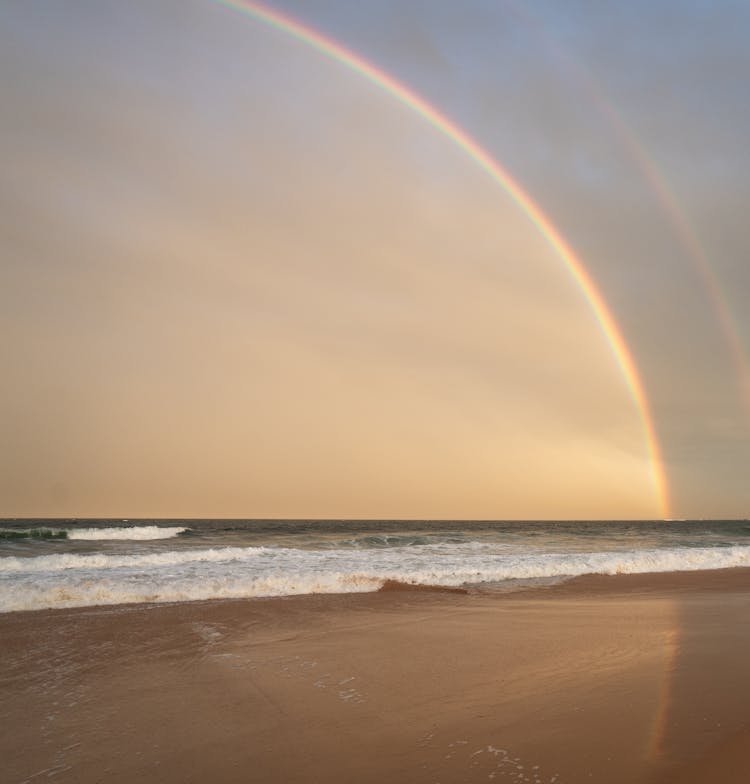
[1,543,749,612]
[0,529,68,540]
[65,526,188,541]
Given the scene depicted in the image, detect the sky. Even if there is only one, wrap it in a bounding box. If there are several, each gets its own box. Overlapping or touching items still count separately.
[1,0,748,519]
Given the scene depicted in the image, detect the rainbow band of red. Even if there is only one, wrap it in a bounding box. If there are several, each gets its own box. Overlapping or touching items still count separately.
[214,0,670,518]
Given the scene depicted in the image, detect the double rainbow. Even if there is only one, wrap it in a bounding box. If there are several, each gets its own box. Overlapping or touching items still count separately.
[507,0,750,411]
[215,0,670,517]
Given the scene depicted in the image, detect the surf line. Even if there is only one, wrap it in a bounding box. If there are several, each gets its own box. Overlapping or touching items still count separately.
[214,0,671,518]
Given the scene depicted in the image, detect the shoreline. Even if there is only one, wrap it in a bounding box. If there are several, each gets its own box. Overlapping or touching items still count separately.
[3,566,750,783]
[3,564,750,620]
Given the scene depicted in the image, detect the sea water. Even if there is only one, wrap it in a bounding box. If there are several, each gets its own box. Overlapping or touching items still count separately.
[1,519,749,612]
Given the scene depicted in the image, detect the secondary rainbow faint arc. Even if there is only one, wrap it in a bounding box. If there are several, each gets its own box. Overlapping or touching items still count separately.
[215,0,671,518]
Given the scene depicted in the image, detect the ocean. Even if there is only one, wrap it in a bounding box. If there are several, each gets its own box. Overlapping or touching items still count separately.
[1,518,749,613]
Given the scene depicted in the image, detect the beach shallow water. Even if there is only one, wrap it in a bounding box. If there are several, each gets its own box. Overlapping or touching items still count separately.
[2,567,750,783]
[2,518,750,612]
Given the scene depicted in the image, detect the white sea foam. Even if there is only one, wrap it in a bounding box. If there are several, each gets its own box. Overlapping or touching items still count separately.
[1,543,749,612]
[0,546,270,573]
[65,526,187,541]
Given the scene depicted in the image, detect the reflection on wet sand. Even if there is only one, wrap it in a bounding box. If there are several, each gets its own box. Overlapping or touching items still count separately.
[647,623,681,763]
[650,586,750,783]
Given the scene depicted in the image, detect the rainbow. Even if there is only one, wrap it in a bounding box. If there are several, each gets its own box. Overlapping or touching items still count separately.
[605,118,750,409]
[214,0,670,517]
[507,0,750,411]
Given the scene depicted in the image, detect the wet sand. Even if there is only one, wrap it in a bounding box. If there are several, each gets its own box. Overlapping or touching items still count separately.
[2,568,750,784]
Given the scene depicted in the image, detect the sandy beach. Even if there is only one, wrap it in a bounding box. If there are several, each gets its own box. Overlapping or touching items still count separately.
[3,568,750,784]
